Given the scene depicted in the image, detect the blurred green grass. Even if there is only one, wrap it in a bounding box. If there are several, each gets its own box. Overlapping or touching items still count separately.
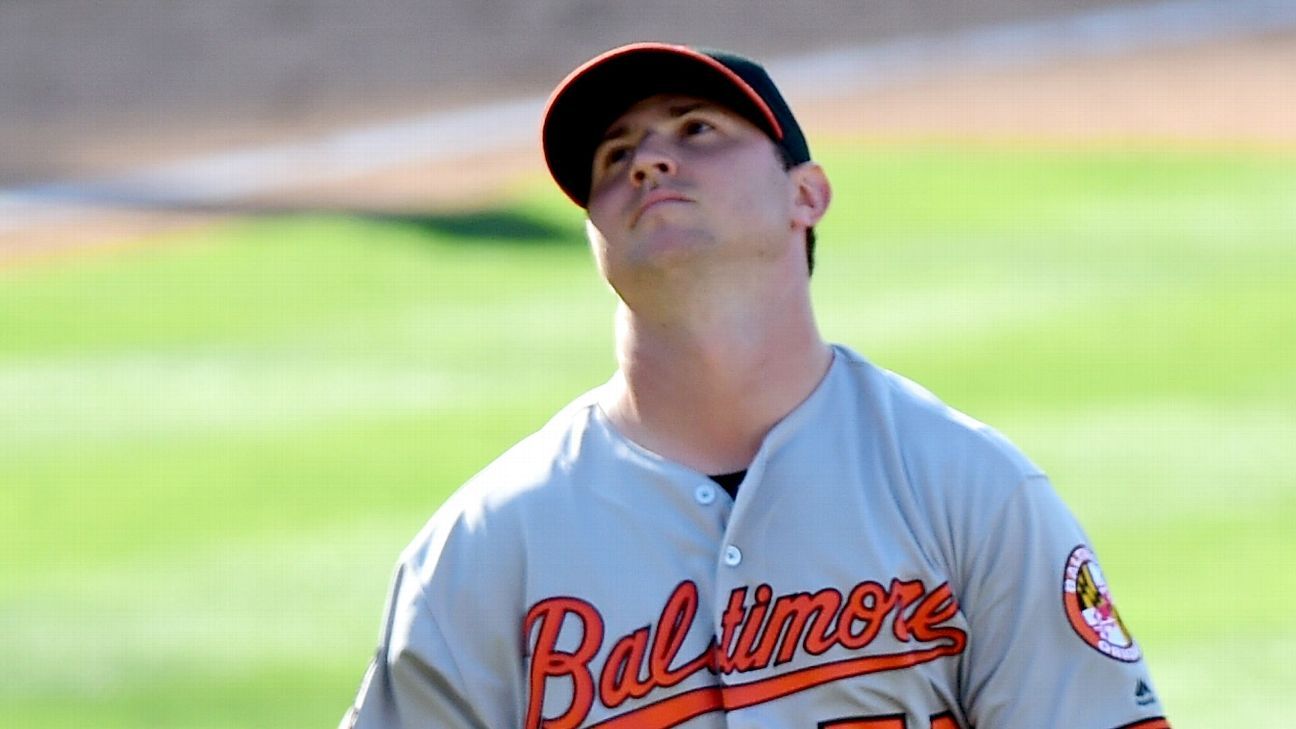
[2,142,1293,726]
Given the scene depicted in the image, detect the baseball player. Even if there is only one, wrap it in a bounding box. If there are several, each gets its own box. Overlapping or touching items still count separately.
[341,42,1171,728]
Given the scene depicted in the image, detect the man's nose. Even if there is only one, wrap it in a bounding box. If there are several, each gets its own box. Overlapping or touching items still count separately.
[630,137,677,187]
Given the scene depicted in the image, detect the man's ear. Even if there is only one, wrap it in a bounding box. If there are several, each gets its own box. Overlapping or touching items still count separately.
[790,162,832,229]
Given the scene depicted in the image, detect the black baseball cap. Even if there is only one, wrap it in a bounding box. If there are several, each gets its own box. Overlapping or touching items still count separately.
[542,42,811,208]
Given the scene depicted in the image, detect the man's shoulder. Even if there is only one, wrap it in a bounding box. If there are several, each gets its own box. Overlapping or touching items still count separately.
[399,386,607,567]
[445,386,605,512]
[832,344,1043,481]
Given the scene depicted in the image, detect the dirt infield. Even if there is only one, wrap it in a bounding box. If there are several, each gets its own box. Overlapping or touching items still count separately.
[804,29,1296,142]
[0,0,1145,186]
[4,29,1293,265]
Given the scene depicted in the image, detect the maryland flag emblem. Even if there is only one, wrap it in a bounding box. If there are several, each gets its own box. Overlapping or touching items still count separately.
[1062,544,1141,662]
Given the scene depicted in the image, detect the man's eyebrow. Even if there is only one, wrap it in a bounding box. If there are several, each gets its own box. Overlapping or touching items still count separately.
[600,124,628,145]
[667,101,708,117]
[599,102,713,144]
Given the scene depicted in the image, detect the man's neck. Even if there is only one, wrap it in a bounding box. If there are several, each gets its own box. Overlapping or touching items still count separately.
[602,281,831,475]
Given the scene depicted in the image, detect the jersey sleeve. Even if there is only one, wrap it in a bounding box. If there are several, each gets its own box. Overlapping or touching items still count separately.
[340,561,491,729]
[956,474,1170,729]
[341,542,528,729]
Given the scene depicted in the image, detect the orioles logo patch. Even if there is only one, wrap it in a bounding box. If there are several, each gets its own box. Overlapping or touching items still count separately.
[1062,545,1140,662]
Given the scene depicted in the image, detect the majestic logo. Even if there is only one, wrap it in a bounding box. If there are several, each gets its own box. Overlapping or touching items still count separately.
[1062,544,1141,662]
[523,578,967,729]
[1135,678,1156,706]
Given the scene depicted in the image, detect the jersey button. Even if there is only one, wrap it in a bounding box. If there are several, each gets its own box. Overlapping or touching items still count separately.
[723,545,742,566]
[694,483,716,505]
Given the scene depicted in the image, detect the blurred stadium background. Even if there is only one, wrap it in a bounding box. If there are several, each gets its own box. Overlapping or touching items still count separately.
[0,0,1171,184]
[2,1,1294,726]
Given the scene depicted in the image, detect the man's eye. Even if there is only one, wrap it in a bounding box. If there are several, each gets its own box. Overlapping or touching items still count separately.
[682,119,713,136]
[600,146,629,168]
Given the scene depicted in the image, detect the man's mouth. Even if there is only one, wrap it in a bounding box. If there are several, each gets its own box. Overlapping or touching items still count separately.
[632,190,692,227]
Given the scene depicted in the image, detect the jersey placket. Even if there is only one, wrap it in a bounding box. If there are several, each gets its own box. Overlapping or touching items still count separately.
[707,415,794,690]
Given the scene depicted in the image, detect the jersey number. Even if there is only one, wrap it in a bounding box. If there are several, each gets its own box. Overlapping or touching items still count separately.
[820,713,959,729]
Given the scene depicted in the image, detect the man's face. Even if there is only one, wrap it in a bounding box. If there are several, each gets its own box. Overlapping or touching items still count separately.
[584,94,799,293]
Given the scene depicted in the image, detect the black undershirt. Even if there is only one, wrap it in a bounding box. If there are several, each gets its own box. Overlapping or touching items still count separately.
[708,470,747,499]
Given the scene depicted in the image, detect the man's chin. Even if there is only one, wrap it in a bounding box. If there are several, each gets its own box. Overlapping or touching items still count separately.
[634,231,719,270]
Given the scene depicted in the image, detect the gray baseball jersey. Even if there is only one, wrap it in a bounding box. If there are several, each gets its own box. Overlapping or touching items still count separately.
[342,344,1170,728]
